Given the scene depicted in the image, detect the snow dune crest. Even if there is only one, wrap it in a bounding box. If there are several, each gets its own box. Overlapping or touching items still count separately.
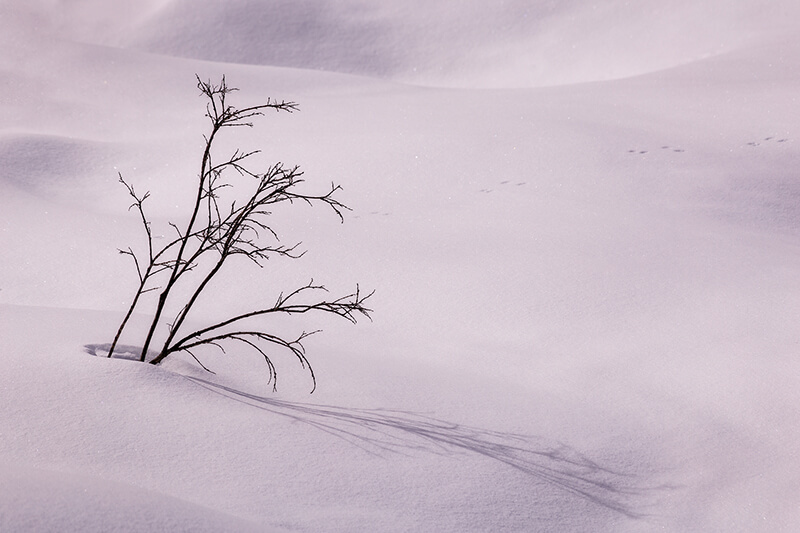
[127,0,800,87]
[7,0,799,87]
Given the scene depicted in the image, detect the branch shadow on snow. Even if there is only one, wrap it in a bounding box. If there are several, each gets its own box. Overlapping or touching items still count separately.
[185,376,672,519]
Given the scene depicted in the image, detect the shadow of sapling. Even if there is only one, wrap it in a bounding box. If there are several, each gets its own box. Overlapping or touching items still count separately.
[186,376,672,518]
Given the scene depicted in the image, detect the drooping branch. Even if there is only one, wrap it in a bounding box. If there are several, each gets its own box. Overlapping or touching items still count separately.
[169,329,319,392]
[151,281,372,391]
[148,281,372,392]
[170,281,373,349]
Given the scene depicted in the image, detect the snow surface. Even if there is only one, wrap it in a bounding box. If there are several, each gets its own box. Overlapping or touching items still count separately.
[1,0,799,531]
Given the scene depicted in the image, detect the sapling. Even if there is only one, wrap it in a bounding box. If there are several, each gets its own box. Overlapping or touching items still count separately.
[108,75,372,392]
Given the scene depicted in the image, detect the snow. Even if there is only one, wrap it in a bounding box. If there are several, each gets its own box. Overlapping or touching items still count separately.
[1,0,799,531]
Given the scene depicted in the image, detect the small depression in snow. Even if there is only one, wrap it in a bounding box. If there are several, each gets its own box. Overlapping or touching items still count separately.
[703,173,800,236]
[84,343,158,362]
[0,134,115,196]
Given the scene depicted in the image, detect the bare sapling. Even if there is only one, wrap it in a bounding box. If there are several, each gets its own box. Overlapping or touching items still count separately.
[108,75,373,392]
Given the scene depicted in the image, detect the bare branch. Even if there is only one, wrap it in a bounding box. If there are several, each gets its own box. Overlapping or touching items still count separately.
[169,280,373,356]
[184,348,216,374]
[171,329,319,392]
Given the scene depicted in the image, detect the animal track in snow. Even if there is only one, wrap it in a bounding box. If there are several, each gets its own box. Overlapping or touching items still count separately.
[628,146,684,154]
[747,136,790,147]
[628,135,791,156]
[479,180,527,193]
[353,210,392,219]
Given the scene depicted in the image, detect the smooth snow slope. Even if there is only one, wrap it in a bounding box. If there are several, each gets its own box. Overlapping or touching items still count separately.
[124,0,798,87]
[7,0,800,87]
[1,0,799,531]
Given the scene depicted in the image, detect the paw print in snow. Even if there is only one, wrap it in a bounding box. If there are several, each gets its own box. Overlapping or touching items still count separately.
[747,136,790,147]
[628,145,684,154]
[478,180,527,193]
[355,210,392,218]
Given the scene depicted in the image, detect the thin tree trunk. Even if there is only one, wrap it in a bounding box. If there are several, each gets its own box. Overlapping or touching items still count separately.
[139,125,220,362]
[139,290,168,362]
[108,274,149,358]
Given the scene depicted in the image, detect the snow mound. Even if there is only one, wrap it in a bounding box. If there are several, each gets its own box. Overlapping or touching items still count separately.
[0,461,269,533]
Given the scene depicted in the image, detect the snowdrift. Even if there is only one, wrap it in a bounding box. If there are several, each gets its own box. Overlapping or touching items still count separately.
[1,0,799,531]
